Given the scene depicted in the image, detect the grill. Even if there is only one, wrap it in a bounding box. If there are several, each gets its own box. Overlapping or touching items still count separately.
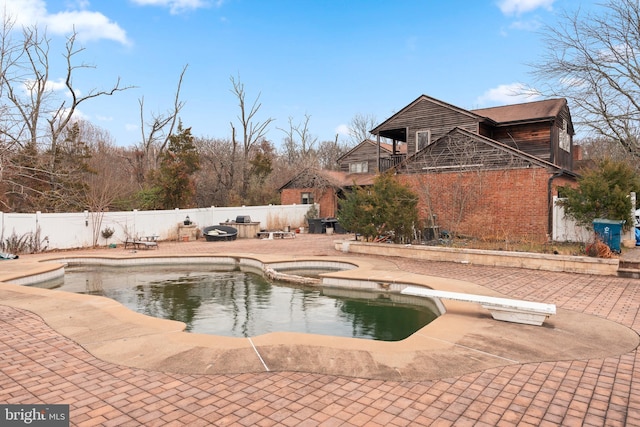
[235,215,252,223]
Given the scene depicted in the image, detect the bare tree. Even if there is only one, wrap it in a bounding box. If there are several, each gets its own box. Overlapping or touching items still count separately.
[85,149,131,247]
[0,21,129,150]
[229,75,274,199]
[348,113,378,146]
[134,64,188,183]
[0,16,131,211]
[317,135,349,170]
[194,136,279,207]
[278,114,319,167]
[530,0,640,155]
[194,137,237,206]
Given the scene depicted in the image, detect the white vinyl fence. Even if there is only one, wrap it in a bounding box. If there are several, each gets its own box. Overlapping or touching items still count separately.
[1,198,621,251]
[551,196,591,243]
[0,204,314,250]
[552,195,638,244]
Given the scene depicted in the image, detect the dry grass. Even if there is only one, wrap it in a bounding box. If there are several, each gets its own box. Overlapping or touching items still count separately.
[441,238,586,256]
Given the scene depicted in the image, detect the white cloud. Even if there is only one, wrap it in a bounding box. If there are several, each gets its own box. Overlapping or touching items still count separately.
[67,0,90,8]
[1,0,130,45]
[125,123,139,132]
[45,78,68,92]
[476,83,541,106]
[335,124,350,136]
[52,106,88,124]
[68,107,88,122]
[22,77,73,96]
[509,18,542,31]
[130,0,211,14]
[497,0,555,16]
[2,0,46,26]
[47,11,129,44]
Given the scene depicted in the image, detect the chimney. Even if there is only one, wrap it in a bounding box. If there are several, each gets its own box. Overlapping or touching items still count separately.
[572,145,583,161]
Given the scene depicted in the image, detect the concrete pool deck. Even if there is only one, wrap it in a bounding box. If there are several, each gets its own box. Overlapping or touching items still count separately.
[2,234,640,425]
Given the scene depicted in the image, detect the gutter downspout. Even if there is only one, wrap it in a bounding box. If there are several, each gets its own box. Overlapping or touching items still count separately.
[377,134,381,173]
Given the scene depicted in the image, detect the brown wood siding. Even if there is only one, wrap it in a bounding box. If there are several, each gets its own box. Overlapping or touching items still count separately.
[491,122,552,163]
[478,122,494,139]
[552,106,573,170]
[375,98,480,153]
[339,143,390,173]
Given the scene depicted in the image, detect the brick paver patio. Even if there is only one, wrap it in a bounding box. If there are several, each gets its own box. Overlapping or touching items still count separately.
[1,234,639,426]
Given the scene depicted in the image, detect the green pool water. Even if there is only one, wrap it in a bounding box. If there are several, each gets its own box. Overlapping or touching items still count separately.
[57,265,438,341]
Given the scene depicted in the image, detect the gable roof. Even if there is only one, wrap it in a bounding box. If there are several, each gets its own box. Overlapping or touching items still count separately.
[337,139,407,162]
[397,127,574,174]
[370,94,484,136]
[471,98,567,125]
[380,141,407,154]
[371,95,570,140]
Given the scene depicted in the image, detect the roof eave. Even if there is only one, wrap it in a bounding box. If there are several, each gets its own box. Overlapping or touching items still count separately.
[491,116,557,127]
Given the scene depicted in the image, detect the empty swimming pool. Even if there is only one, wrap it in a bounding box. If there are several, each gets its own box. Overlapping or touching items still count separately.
[58,265,438,341]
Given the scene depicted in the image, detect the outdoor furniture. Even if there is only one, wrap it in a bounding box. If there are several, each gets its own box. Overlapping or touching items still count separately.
[220,219,261,238]
[203,225,238,241]
[0,252,18,260]
[124,236,159,250]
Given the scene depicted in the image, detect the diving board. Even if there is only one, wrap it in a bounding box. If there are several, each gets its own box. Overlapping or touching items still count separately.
[401,286,556,326]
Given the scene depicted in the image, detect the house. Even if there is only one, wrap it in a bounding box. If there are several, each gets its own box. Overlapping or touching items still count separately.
[278,141,407,219]
[337,139,407,174]
[280,94,578,241]
[279,169,375,218]
[371,95,575,172]
[395,127,576,241]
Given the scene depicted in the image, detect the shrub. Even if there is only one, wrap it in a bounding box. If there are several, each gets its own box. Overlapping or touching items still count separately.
[558,159,640,231]
[339,172,418,243]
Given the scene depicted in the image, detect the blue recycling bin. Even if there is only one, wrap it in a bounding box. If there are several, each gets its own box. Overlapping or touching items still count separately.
[593,219,625,253]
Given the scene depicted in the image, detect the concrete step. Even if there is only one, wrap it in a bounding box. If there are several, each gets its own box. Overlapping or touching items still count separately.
[617,267,640,279]
[619,260,640,270]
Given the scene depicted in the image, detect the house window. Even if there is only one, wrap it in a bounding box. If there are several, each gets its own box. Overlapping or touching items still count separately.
[416,130,431,152]
[301,192,314,204]
[349,161,368,173]
[559,119,570,152]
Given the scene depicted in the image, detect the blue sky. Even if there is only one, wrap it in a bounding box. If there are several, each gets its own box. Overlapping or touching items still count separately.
[4,0,596,147]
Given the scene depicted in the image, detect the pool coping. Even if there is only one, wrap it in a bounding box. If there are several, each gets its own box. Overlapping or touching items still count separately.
[0,252,638,381]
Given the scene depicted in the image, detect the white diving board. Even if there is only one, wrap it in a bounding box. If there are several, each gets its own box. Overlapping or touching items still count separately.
[401,286,556,326]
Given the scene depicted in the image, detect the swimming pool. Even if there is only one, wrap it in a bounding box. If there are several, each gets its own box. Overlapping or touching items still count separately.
[58,265,438,341]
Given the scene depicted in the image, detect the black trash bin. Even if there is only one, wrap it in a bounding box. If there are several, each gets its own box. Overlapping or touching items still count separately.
[322,218,338,234]
[334,221,347,234]
[308,218,323,234]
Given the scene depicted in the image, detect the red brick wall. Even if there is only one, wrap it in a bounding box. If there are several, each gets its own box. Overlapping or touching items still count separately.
[399,168,562,242]
[280,188,337,218]
[280,189,300,206]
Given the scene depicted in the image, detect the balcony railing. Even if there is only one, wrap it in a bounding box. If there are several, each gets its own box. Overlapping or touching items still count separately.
[379,154,407,172]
